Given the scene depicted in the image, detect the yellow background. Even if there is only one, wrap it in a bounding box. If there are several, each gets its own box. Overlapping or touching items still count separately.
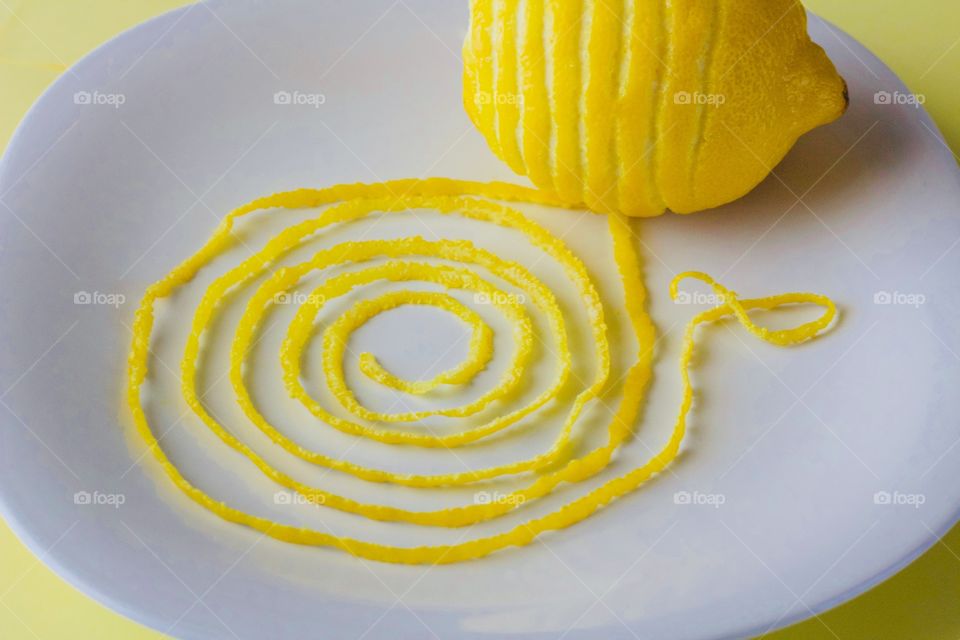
[1,1,958,638]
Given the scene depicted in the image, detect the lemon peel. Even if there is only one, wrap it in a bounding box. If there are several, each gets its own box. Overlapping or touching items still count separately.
[354,291,493,395]
[127,178,837,564]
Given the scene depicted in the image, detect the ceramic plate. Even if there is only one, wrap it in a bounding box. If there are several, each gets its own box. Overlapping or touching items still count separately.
[2,2,960,639]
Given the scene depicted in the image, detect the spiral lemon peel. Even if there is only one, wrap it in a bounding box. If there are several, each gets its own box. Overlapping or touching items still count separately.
[353,291,493,395]
[128,178,837,564]
[289,258,537,425]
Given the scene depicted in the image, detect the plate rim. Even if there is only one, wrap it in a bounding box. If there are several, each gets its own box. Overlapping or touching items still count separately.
[0,4,958,639]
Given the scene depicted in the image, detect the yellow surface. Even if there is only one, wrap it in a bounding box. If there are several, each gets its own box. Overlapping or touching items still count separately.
[0,0,959,636]
[462,0,847,216]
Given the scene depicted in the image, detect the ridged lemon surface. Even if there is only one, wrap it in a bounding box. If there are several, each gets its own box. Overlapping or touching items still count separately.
[463,0,848,216]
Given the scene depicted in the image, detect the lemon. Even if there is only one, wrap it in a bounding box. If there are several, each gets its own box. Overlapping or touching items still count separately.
[463,0,849,216]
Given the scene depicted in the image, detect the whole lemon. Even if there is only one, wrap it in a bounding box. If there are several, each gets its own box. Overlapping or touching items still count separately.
[462,0,849,216]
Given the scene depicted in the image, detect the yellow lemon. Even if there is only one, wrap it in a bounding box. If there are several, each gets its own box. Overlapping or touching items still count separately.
[462,0,849,216]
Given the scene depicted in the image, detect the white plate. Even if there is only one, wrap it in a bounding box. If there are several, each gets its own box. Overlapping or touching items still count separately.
[2,2,959,639]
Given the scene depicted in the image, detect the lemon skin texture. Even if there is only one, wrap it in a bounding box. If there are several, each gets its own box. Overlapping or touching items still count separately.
[463,0,849,217]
